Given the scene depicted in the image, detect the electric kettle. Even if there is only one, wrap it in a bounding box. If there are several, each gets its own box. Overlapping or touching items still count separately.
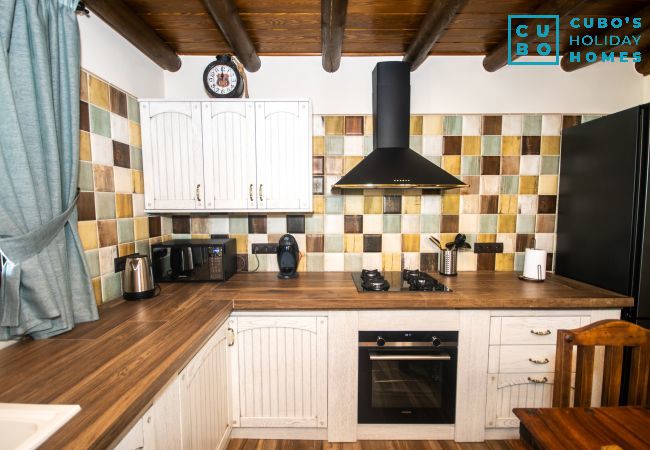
[122,254,158,300]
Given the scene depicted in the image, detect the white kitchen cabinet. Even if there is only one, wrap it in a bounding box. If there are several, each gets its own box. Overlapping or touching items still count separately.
[142,377,182,449]
[202,101,257,210]
[179,320,232,450]
[114,416,144,450]
[255,101,312,210]
[141,99,312,213]
[140,101,204,211]
[230,315,327,428]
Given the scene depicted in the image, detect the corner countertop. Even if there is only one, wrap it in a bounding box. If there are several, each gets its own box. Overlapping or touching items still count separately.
[0,271,632,449]
[219,271,633,310]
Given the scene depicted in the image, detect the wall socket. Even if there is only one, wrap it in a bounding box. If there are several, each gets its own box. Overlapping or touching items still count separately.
[474,243,504,254]
[252,243,278,254]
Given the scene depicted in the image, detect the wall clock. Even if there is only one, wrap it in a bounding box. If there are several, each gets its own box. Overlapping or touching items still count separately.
[203,54,245,98]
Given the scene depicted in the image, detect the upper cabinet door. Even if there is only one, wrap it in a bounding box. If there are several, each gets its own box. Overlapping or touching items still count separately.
[255,102,312,211]
[140,101,204,211]
[202,101,257,210]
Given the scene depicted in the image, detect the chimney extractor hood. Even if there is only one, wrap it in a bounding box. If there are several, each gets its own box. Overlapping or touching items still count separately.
[334,61,467,189]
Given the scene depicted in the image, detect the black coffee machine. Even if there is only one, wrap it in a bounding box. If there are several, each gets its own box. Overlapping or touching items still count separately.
[277,234,299,279]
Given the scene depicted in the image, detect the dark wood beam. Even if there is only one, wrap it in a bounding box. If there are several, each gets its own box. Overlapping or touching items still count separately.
[561,4,650,72]
[635,52,650,76]
[84,0,181,72]
[202,0,261,72]
[321,0,348,72]
[482,0,588,73]
[403,0,468,71]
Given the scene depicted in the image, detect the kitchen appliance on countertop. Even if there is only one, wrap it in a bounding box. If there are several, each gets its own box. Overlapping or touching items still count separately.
[122,254,158,300]
[151,239,236,282]
[277,234,300,279]
[352,269,451,292]
[358,330,458,424]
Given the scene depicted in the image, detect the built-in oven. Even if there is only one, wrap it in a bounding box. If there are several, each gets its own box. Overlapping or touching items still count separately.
[358,331,458,424]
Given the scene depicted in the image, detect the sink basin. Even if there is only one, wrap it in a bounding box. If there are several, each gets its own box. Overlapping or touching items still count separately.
[0,403,80,450]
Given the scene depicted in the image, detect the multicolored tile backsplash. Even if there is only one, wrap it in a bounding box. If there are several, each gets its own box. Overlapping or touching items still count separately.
[77,69,599,303]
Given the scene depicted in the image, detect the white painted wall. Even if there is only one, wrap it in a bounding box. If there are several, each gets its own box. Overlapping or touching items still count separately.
[164,55,643,115]
[78,15,164,98]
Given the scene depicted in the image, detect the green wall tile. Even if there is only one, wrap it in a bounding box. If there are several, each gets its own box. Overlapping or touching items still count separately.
[95,192,116,220]
[383,214,401,233]
[89,105,111,138]
[461,156,480,175]
[325,136,344,155]
[85,250,100,278]
[324,234,344,252]
[479,214,498,233]
[481,136,501,155]
[443,116,462,135]
[501,175,519,194]
[420,214,441,233]
[523,115,542,135]
[229,216,248,233]
[541,156,560,174]
[117,218,134,243]
[78,161,94,191]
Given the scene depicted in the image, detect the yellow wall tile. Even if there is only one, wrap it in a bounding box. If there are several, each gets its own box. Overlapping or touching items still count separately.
[118,243,135,257]
[134,217,149,240]
[442,155,461,175]
[462,136,481,155]
[78,221,98,250]
[410,116,423,135]
[478,233,497,243]
[313,195,324,213]
[364,115,373,135]
[231,234,248,253]
[79,131,91,161]
[538,175,558,195]
[91,277,102,305]
[88,75,109,109]
[440,233,458,247]
[80,70,89,102]
[541,136,560,155]
[402,234,420,252]
[502,136,521,155]
[345,234,363,253]
[382,253,402,272]
[132,171,144,194]
[519,176,539,194]
[364,195,382,214]
[402,195,421,214]
[499,195,518,214]
[115,193,133,218]
[442,194,460,215]
[498,214,516,233]
[313,136,324,155]
[324,116,344,135]
[129,121,142,148]
[422,116,443,135]
[344,156,363,174]
[495,253,515,271]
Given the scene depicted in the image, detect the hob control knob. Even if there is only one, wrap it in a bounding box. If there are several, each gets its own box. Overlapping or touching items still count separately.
[376,336,386,347]
[432,336,441,347]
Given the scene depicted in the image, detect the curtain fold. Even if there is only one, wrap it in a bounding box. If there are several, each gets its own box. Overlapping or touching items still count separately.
[0,0,98,339]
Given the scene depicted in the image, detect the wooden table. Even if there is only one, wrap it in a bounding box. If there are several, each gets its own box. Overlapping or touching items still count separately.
[514,406,650,449]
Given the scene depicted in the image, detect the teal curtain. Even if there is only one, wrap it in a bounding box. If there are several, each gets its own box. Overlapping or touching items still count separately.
[0,0,98,339]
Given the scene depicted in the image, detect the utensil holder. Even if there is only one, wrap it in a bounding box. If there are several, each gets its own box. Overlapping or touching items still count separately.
[439,249,458,276]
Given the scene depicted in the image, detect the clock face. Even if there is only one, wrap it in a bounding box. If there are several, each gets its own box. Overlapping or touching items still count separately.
[206,65,238,95]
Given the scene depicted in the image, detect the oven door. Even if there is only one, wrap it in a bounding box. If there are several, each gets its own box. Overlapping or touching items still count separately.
[358,347,457,424]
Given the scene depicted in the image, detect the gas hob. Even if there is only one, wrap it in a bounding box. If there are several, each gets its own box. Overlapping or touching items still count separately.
[352,269,451,293]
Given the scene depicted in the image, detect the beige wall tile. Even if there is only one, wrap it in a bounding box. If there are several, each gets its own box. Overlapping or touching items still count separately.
[129,121,142,148]
[422,116,443,135]
[538,175,558,195]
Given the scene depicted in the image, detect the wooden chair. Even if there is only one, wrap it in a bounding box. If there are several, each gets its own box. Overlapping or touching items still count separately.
[553,319,650,407]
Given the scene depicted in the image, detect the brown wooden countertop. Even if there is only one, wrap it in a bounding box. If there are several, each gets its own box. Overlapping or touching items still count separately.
[221,271,633,310]
[0,283,232,450]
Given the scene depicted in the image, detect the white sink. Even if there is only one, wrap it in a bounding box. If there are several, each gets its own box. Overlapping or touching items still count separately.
[0,403,80,450]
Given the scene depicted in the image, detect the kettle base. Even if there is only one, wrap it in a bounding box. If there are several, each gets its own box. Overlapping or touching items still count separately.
[123,288,156,301]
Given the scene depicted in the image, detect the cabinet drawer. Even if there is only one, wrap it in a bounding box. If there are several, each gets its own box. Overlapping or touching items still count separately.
[492,316,587,345]
[489,344,576,373]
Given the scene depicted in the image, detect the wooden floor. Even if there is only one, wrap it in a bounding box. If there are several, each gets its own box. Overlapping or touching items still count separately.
[228,439,528,450]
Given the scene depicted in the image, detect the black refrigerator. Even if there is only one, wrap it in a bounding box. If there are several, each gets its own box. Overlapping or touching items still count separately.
[556,104,650,328]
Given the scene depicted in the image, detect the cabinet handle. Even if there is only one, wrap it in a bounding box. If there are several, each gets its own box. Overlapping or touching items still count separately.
[527,376,548,384]
[530,329,551,336]
[528,357,550,365]
[227,328,235,346]
[259,184,264,202]
[249,184,253,202]
[196,184,201,202]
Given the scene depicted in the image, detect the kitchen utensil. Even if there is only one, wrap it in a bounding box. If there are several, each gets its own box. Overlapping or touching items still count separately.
[429,236,443,250]
[122,254,159,300]
[439,249,458,276]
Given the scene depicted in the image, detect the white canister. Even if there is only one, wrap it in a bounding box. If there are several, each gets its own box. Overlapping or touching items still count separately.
[523,248,547,280]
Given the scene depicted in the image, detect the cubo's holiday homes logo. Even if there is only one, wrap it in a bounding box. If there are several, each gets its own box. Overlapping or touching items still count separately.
[507,14,643,66]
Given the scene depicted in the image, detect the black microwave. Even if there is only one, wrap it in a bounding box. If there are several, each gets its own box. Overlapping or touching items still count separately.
[151,239,237,282]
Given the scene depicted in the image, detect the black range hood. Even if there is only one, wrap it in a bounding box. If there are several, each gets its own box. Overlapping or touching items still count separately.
[334,61,467,189]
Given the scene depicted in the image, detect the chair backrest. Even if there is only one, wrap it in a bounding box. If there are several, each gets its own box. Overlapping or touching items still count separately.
[552,319,650,408]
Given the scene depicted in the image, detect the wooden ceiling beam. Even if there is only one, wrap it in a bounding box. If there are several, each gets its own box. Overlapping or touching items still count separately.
[83,0,181,72]
[482,0,588,72]
[321,0,349,72]
[635,52,650,76]
[561,4,650,72]
[202,0,261,72]
[403,0,468,71]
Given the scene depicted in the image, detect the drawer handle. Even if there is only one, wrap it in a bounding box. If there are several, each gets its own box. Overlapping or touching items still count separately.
[249,184,254,202]
[527,376,548,384]
[530,329,551,336]
[196,184,201,202]
[529,357,550,365]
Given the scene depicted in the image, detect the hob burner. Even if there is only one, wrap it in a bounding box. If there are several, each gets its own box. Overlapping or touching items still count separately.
[352,269,451,293]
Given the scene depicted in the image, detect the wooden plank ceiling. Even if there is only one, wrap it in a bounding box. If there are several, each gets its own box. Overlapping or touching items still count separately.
[122,0,648,56]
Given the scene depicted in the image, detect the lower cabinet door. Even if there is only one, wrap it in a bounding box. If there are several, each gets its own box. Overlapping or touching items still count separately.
[143,377,182,449]
[180,322,232,450]
[114,417,144,450]
[230,316,328,428]
[485,372,575,428]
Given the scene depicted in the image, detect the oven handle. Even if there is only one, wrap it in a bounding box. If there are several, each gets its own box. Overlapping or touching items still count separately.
[369,352,451,361]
